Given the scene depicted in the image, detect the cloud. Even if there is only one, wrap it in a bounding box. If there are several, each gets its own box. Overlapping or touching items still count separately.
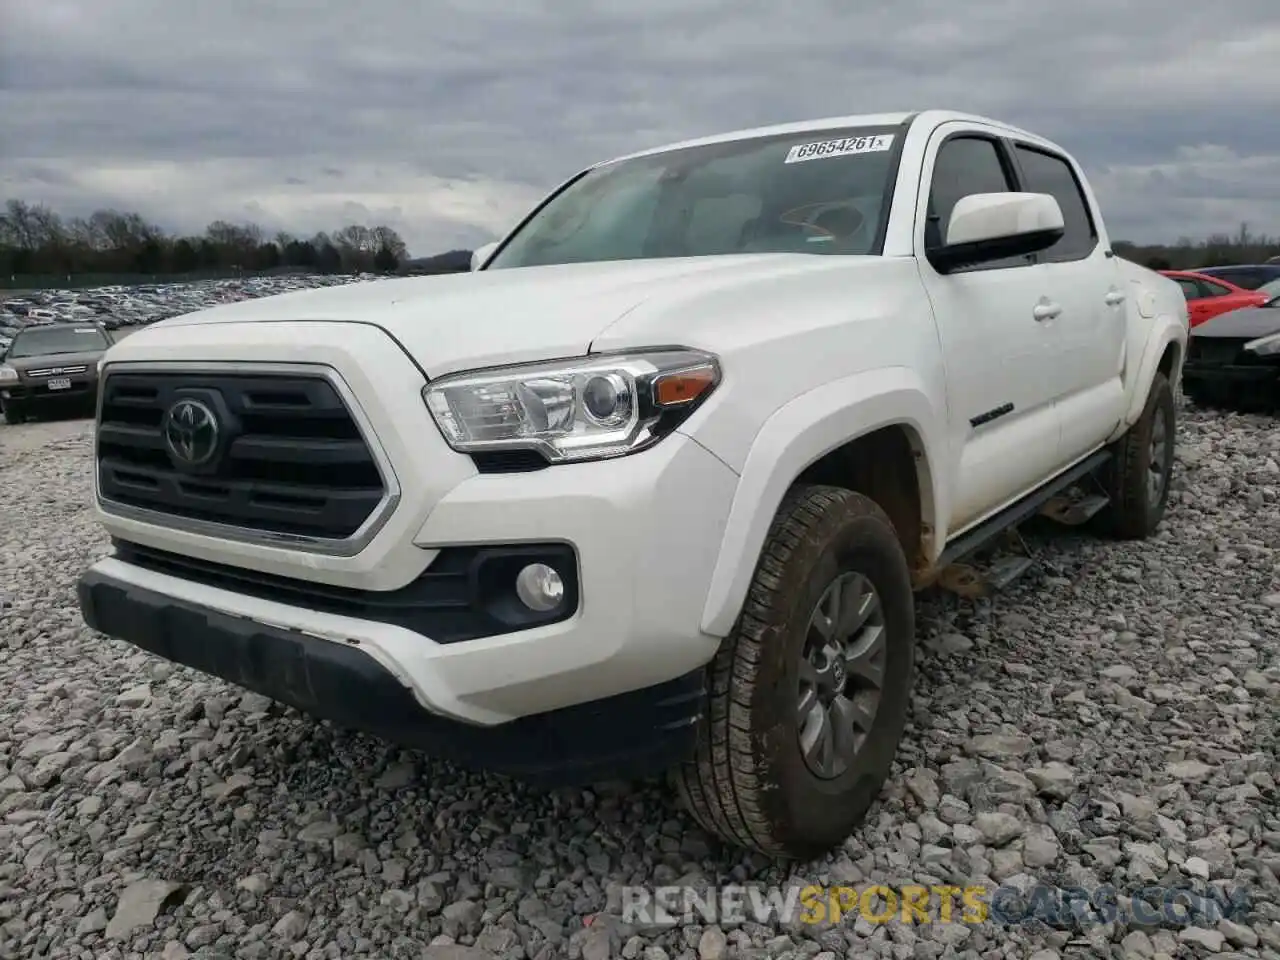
[2,1,1278,253]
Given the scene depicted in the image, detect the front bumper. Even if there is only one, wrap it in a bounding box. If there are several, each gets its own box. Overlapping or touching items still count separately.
[1183,358,1279,407]
[85,321,741,728]
[77,565,706,786]
[1183,335,1279,393]
[2,375,97,406]
[83,420,737,727]
[1182,362,1279,387]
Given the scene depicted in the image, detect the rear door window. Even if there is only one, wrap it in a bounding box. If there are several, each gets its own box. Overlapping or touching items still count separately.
[1011,144,1098,262]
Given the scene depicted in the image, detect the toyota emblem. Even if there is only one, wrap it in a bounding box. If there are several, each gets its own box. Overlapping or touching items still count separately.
[163,398,220,467]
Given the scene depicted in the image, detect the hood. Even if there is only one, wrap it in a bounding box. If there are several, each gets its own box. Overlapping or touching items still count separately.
[1193,303,1280,339]
[149,254,873,378]
[5,349,105,379]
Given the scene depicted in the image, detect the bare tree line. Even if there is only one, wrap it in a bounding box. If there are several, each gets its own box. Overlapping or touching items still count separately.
[0,199,411,279]
[1113,223,1280,271]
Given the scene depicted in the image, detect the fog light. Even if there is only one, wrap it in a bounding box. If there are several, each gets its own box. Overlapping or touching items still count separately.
[514,563,564,612]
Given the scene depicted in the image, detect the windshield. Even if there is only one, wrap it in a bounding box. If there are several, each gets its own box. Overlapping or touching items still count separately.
[7,325,108,358]
[488,124,905,269]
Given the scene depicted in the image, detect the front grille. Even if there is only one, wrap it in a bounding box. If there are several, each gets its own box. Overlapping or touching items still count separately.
[96,370,388,541]
[28,365,88,377]
[1188,338,1247,366]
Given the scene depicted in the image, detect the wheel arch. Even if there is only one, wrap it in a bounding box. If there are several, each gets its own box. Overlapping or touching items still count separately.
[794,424,931,572]
[1112,320,1187,442]
[699,368,945,637]
[1157,339,1181,380]
[1111,260,1189,439]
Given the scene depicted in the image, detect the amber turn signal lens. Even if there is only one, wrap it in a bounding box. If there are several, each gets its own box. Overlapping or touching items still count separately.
[653,365,717,406]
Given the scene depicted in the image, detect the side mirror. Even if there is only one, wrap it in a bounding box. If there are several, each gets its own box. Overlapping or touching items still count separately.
[928,192,1065,274]
[471,241,498,272]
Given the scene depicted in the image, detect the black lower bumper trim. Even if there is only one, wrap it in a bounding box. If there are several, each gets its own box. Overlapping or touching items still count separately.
[110,539,581,645]
[3,388,95,408]
[5,384,96,400]
[77,569,704,786]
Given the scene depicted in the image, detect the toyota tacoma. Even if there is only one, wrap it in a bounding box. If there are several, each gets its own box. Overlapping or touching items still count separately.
[76,110,1188,859]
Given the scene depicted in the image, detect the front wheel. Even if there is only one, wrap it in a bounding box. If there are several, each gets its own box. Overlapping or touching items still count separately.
[1100,371,1176,539]
[672,485,916,860]
[2,403,23,425]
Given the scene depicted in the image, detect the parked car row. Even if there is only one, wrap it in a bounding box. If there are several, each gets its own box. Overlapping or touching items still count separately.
[0,273,378,353]
[1166,264,1280,411]
[1,274,382,423]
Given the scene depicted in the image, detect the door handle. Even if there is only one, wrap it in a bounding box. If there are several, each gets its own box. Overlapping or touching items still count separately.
[1105,290,1126,306]
[1033,301,1062,322]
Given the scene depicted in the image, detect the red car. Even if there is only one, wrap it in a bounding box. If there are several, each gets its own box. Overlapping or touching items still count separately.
[1160,269,1270,328]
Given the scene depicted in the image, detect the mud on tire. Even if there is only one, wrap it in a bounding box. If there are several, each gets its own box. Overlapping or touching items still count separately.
[671,484,916,860]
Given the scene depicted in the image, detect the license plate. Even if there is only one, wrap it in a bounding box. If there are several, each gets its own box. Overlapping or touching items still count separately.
[47,378,71,391]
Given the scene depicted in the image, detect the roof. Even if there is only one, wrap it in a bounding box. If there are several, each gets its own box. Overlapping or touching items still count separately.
[599,109,1047,166]
[1197,263,1280,271]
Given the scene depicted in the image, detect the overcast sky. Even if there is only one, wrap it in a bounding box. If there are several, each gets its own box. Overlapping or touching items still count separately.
[3,1,1278,256]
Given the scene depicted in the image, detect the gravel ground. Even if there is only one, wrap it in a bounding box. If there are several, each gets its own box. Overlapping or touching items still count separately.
[1,403,1278,960]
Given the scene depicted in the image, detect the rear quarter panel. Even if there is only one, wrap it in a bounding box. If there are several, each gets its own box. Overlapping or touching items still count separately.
[1113,259,1188,435]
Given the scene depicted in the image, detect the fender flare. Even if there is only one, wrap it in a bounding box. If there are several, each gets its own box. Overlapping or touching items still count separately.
[698,366,945,637]
[1112,315,1187,440]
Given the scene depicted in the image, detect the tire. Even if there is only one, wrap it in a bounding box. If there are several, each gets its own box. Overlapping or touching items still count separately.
[2,403,23,425]
[672,485,916,860]
[1100,371,1176,539]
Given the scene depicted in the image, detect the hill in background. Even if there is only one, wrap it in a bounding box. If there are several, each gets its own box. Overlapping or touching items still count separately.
[405,249,472,274]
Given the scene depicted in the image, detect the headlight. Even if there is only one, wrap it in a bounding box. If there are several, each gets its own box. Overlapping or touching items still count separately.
[423,349,721,463]
[1244,332,1280,357]
[0,365,16,384]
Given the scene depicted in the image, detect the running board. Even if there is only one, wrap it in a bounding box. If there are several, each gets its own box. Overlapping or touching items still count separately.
[937,449,1113,570]
[937,555,1037,598]
[1040,492,1111,526]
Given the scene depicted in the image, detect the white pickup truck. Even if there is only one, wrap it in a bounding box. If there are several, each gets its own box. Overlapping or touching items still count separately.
[77,110,1188,860]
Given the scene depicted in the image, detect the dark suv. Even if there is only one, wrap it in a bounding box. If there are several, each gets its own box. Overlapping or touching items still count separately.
[0,322,113,424]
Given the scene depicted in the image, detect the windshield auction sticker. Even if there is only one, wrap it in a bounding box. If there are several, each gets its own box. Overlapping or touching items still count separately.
[785,134,894,164]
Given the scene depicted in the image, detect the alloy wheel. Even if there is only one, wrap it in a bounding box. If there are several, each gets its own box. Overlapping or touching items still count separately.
[797,571,887,779]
